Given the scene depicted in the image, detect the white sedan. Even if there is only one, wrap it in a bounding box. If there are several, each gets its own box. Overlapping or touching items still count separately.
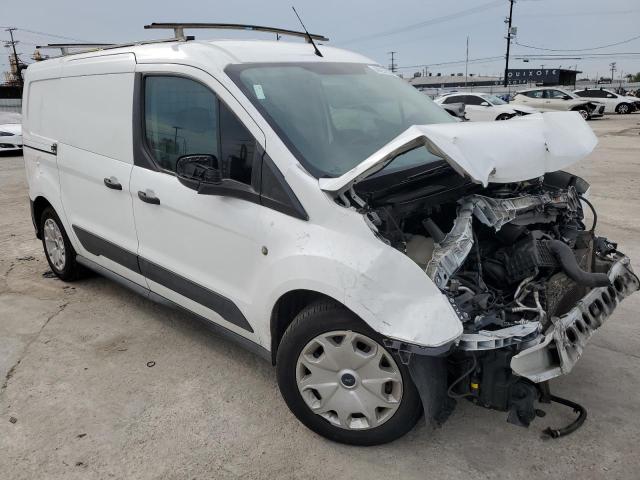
[0,113,22,153]
[435,92,538,121]
[573,88,639,114]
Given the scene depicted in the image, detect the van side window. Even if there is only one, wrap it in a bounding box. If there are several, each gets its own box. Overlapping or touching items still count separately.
[144,76,256,185]
[144,76,219,172]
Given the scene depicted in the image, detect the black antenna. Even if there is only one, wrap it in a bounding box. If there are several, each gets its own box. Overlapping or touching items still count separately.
[291,6,323,57]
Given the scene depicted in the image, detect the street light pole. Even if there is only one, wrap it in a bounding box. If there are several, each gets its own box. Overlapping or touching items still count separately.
[503,0,515,87]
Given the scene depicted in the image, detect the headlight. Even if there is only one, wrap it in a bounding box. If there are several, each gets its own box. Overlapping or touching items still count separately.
[0,131,14,137]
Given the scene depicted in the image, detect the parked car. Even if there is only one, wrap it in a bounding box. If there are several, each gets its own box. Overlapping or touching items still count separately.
[435,92,538,121]
[438,101,468,121]
[573,87,639,114]
[0,112,22,153]
[512,88,601,120]
[22,31,638,445]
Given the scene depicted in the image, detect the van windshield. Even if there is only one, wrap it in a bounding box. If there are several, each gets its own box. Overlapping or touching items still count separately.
[226,63,453,178]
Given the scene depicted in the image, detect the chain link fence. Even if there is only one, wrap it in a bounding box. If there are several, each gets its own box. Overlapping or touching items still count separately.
[0,99,22,114]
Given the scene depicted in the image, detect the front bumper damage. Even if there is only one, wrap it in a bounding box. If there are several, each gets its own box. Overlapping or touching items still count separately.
[511,256,639,382]
[389,255,638,434]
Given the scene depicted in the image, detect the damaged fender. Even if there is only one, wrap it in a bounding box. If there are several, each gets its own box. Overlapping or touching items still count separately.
[255,215,464,350]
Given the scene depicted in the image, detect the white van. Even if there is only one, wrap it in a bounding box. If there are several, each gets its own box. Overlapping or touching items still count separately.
[22,27,638,445]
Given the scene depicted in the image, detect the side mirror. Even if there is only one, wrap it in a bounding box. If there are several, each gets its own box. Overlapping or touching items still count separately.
[175,153,258,201]
[176,154,222,190]
[480,101,490,106]
[563,95,572,100]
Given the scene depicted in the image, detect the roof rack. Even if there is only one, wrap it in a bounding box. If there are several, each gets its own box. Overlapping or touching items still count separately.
[144,22,329,42]
[36,43,116,55]
[36,37,190,56]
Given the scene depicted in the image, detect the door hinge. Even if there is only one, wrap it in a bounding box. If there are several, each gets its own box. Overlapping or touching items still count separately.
[50,143,58,155]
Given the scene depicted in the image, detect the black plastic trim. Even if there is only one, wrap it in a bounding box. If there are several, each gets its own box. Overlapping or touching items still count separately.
[259,152,308,221]
[23,144,56,156]
[73,225,141,273]
[72,225,253,333]
[76,255,268,361]
[29,199,39,238]
[138,257,254,333]
[132,72,159,171]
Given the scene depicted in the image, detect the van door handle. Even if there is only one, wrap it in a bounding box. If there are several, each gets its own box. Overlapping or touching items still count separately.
[138,190,160,205]
[103,176,122,190]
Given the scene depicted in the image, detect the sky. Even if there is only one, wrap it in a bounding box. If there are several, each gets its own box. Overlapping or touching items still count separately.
[2,0,640,80]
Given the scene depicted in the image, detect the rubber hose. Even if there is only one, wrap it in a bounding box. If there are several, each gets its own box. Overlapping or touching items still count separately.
[547,240,610,288]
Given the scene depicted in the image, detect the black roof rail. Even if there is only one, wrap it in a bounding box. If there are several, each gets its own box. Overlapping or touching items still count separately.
[144,22,329,42]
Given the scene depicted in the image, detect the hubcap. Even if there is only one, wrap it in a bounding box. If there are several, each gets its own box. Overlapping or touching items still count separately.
[620,104,629,114]
[43,218,66,271]
[579,109,588,120]
[296,330,403,430]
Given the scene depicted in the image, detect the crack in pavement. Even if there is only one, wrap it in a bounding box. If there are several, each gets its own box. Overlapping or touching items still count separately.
[590,341,640,360]
[0,301,69,398]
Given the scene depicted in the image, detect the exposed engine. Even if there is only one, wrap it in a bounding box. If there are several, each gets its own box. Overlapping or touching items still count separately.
[354,167,615,343]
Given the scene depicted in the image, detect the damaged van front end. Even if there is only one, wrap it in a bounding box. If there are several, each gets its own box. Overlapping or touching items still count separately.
[321,112,639,433]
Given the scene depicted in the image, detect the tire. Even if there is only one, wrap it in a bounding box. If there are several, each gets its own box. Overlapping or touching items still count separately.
[276,300,423,445]
[495,113,512,121]
[40,206,83,281]
[574,108,589,120]
[616,103,630,114]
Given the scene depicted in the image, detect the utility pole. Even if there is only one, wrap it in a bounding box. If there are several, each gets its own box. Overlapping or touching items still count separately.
[609,62,616,86]
[503,0,515,87]
[465,36,469,88]
[5,27,23,87]
[388,51,397,73]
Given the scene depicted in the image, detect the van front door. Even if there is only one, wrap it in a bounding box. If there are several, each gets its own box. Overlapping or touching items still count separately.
[129,65,267,343]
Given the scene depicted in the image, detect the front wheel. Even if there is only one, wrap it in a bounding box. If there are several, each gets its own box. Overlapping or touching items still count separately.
[495,113,513,121]
[276,300,422,445]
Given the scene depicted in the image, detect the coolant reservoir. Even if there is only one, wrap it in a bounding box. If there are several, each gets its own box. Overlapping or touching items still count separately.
[406,235,435,270]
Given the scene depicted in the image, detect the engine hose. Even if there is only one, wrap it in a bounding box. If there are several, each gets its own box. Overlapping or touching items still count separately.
[546,240,610,288]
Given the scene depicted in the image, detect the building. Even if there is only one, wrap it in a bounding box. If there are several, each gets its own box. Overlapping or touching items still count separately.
[407,68,580,91]
[408,73,502,90]
[506,68,580,86]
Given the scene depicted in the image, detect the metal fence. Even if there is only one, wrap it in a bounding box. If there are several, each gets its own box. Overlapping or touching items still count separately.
[0,98,22,113]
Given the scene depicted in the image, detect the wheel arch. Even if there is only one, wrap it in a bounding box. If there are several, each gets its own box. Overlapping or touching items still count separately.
[31,195,54,239]
[269,289,345,365]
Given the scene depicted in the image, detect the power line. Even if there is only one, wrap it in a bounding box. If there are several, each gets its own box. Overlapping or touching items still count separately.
[397,56,504,70]
[339,0,504,44]
[515,34,640,52]
[0,26,94,43]
[514,52,640,58]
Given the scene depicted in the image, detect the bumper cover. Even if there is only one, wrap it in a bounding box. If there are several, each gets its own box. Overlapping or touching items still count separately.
[511,256,639,383]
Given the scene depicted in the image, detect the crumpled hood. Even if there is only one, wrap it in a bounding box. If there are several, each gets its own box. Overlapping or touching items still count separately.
[319,111,597,193]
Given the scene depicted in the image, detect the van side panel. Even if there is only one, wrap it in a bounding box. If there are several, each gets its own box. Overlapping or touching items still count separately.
[59,73,135,164]
[24,78,62,152]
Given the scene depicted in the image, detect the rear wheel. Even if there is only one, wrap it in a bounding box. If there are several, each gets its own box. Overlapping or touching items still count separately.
[276,300,422,445]
[40,207,83,281]
[616,103,630,114]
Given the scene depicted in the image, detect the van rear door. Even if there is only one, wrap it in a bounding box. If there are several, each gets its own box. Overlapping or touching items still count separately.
[57,54,146,287]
